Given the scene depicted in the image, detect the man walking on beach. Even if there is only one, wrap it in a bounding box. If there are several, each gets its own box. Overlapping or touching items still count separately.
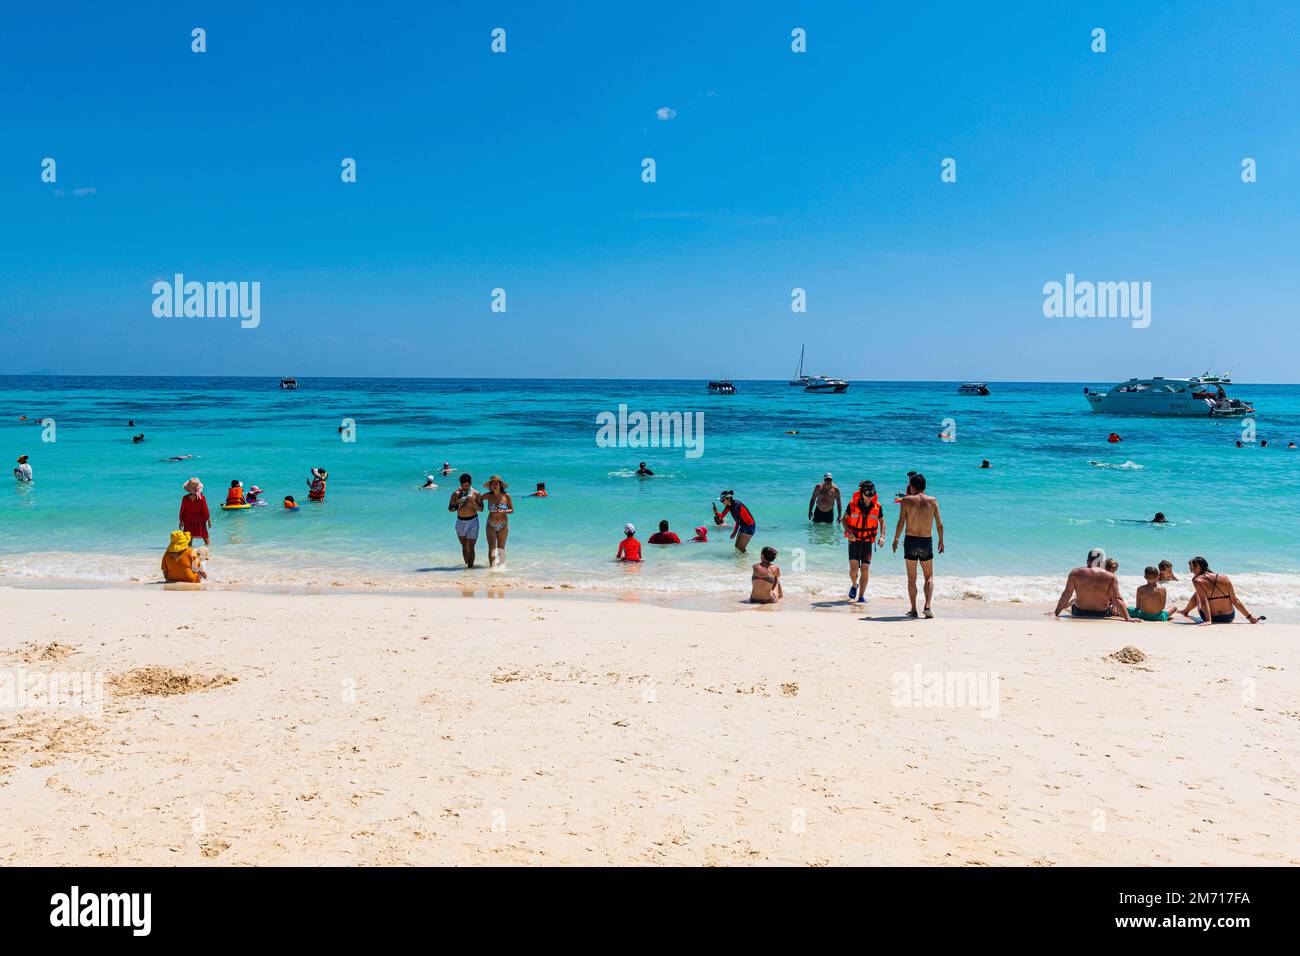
[808,472,841,524]
[841,479,884,602]
[448,473,484,567]
[892,472,944,618]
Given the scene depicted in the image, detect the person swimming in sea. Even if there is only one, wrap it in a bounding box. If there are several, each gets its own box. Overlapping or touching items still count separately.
[748,547,783,604]
[980,459,991,469]
[1151,512,1167,524]
[283,495,300,510]
[421,474,438,489]
[1127,566,1171,622]
[529,482,548,497]
[132,434,145,443]
[616,523,642,562]
[636,461,654,477]
[246,485,267,506]
[441,462,455,475]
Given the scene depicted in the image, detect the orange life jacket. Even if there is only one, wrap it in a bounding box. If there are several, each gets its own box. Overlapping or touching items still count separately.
[308,478,326,501]
[843,491,882,542]
[226,486,246,505]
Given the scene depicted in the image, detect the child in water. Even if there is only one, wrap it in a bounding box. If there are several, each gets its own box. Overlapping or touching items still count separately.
[283,495,300,510]
[616,523,642,562]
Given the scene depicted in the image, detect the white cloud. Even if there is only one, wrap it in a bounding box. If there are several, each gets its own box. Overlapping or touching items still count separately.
[656,107,677,121]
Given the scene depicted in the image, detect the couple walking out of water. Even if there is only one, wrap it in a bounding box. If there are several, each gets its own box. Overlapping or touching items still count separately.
[449,473,512,568]
[812,471,945,617]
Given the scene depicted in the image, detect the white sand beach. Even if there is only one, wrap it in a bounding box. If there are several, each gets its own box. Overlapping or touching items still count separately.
[1,585,1297,866]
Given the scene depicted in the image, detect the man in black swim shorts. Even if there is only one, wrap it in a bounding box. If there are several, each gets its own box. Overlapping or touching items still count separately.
[892,472,944,618]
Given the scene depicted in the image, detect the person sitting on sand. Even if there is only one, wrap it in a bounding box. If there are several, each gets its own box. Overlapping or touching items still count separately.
[616,523,642,562]
[647,520,680,544]
[1158,559,1178,582]
[14,455,33,482]
[749,547,783,604]
[1051,548,1133,620]
[1104,557,1119,574]
[1127,566,1170,622]
[1172,556,1262,625]
[161,530,206,584]
[529,482,548,497]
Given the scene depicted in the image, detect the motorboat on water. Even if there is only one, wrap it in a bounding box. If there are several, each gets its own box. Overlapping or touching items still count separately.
[958,382,990,396]
[707,380,736,394]
[280,377,298,390]
[804,378,849,393]
[1083,375,1254,417]
[790,345,849,392]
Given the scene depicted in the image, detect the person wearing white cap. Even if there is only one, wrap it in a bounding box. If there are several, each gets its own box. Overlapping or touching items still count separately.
[808,472,841,524]
[616,523,642,562]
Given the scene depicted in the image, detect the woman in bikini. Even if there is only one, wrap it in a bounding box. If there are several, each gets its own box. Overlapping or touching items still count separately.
[482,475,514,568]
[1173,556,1261,624]
[749,546,783,604]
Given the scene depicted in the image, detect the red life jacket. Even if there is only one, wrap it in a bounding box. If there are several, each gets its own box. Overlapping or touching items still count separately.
[843,491,881,542]
[226,486,246,505]
[309,478,326,501]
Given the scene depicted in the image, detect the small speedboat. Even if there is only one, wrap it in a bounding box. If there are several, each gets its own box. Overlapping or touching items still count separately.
[280,377,298,390]
[707,380,736,394]
[958,382,990,396]
[804,378,848,393]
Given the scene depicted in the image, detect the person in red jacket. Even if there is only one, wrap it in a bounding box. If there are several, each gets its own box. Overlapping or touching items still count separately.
[178,477,211,545]
[616,523,642,562]
[647,520,680,545]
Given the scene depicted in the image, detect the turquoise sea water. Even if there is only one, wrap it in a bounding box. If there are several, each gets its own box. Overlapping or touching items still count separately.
[2,376,1298,607]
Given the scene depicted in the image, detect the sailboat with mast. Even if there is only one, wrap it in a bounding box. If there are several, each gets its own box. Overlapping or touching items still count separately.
[788,344,849,392]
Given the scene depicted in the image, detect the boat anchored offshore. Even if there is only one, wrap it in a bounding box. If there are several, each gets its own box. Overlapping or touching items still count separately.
[804,377,848,393]
[708,380,736,395]
[1083,375,1254,417]
[280,377,298,390]
[790,345,849,392]
[958,382,990,396]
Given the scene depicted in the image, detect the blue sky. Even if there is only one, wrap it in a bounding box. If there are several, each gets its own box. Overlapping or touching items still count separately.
[2,0,1297,381]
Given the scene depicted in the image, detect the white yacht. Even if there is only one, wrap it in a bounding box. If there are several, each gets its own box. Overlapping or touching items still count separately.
[789,345,848,391]
[1083,376,1254,417]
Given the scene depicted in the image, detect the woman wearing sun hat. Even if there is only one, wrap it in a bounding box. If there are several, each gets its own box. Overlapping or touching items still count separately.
[178,478,211,545]
[161,530,206,584]
[482,475,514,567]
[13,455,33,482]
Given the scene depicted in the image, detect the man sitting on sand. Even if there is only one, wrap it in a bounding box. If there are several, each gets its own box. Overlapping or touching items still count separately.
[161,530,207,584]
[1172,556,1262,625]
[749,547,782,604]
[1051,548,1133,620]
[1128,566,1171,621]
